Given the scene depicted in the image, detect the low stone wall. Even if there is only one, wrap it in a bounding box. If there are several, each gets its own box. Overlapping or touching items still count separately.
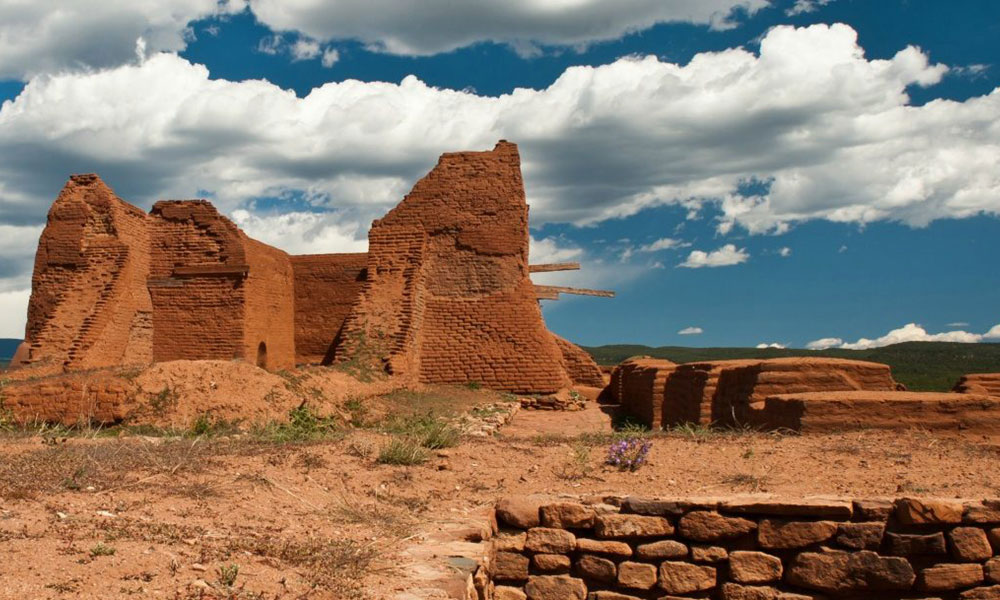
[487,495,1000,600]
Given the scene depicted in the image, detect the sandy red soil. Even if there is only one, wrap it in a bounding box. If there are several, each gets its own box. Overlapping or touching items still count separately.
[1,394,998,599]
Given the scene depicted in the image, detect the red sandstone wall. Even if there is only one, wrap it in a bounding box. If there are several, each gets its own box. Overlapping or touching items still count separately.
[335,141,571,393]
[552,335,606,388]
[954,373,1000,397]
[290,253,368,365]
[148,201,295,370]
[17,174,153,373]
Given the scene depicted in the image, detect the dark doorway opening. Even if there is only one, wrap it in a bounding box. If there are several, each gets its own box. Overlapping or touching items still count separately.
[256,341,267,369]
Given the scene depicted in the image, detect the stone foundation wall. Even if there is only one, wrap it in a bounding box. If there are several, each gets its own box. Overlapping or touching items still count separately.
[486,495,1000,600]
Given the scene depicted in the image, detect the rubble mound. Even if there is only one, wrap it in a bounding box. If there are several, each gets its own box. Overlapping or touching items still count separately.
[1,360,400,428]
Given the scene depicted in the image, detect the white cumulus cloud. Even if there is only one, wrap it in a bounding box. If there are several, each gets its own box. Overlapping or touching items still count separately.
[230,209,367,254]
[756,342,786,349]
[807,322,1000,350]
[3,24,1000,335]
[0,0,246,79]
[679,326,704,335]
[0,0,774,79]
[0,289,30,338]
[786,0,835,16]
[679,244,749,268]
[290,38,321,61]
[321,48,340,68]
[248,0,771,57]
[639,237,690,252]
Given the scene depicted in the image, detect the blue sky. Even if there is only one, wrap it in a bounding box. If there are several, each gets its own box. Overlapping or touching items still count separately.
[0,0,998,349]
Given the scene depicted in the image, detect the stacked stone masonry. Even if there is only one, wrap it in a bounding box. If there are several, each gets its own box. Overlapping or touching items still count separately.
[487,495,1000,600]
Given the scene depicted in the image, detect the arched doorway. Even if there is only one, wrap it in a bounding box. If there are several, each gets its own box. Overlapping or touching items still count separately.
[256,341,267,369]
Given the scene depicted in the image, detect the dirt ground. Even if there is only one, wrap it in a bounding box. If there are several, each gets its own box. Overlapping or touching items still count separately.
[2,386,999,600]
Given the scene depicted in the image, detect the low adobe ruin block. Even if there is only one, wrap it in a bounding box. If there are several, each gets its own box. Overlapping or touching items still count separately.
[954,373,1000,397]
[750,391,1000,433]
[612,357,898,430]
[608,357,677,427]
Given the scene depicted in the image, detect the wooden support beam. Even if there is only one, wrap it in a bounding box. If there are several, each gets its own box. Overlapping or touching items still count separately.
[529,262,580,273]
[534,288,561,300]
[534,284,615,299]
[172,264,250,277]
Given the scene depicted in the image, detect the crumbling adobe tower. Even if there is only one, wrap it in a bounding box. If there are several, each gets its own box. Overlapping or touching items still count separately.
[15,174,153,372]
[333,141,597,392]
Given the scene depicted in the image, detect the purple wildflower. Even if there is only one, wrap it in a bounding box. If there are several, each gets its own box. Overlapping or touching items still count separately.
[606,437,652,472]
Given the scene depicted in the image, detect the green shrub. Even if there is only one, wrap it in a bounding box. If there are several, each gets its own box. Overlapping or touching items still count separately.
[90,543,116,557]
[376,438,428,465]
[216,563,239,587]
[253,405,342,443]
[416,420,460,450]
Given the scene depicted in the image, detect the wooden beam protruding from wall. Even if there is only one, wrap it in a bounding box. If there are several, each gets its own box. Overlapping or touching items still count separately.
[529,262,580,273]
[534,284,615,300]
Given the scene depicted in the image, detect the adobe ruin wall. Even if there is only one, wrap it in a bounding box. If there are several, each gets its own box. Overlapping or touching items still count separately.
[612,357,905,431]
[290,253,368,365]
[333,141,584,393]
[16,174,153,373]
[8,141,604,422]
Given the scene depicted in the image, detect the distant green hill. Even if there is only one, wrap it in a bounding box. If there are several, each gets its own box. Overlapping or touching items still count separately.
[582,341,1000,392]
